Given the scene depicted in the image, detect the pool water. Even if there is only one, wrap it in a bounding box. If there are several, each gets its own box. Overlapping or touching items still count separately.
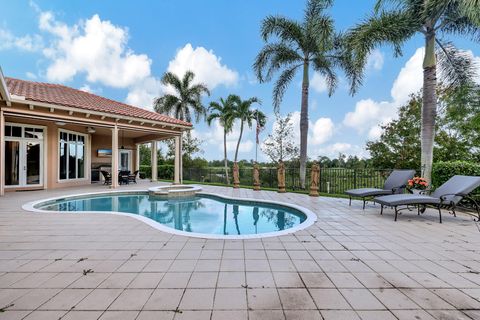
[37,193,307,236]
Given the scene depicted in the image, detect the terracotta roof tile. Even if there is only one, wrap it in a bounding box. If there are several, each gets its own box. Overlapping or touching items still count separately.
[5,77,191,127]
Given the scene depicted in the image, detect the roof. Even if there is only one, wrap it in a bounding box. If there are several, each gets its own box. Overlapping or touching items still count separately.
[4,77,191,127]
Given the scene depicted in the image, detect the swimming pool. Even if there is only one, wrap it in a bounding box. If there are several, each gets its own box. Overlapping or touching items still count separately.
[27,191,316,239]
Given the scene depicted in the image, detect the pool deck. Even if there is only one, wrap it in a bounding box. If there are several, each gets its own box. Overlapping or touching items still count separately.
[1,181,480,320]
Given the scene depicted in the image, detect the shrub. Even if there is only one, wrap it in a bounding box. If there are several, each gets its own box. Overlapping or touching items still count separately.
[432,161,480,188]
[139,164,175,180]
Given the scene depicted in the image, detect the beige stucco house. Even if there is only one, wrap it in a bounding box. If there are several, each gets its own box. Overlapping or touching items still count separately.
[0,68,191,196]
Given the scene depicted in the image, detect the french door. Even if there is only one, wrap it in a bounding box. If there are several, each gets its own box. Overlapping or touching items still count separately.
[5,124,44,188]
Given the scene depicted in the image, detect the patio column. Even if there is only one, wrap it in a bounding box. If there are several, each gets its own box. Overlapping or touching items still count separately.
[111,125,119,188]
[174,134,182,184]
[151,141,158,182]
[0,109,4,196]
[135,143,140,172]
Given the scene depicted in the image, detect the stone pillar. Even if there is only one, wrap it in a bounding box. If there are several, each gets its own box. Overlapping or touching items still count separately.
[233,162,240,188]
[135,143,140,172]
[309,162,320,197]
[111,125,119,188]
[277,161,286,193]
[0,109,4,196]
[253,163,260,191]
[151,141,158,182]
[174,135,181,184]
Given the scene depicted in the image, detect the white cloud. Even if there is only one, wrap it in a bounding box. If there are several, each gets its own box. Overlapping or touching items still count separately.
[311,117,335,145]
[366,49,385,71]
[0,28,43,52]
[167,43,239,90]
[79,84,93,93]
[343,47,425,140]
[196,119,255,158]
[310,72,328,93]
[40,12,152,88]
[314,142,369,159]
[125,77,162,108]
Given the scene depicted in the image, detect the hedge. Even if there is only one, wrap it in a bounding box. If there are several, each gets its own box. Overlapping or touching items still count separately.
[139,164,175,180]
[432,161,480,189]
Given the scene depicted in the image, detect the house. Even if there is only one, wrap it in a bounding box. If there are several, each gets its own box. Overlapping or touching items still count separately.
[0,68,191,195]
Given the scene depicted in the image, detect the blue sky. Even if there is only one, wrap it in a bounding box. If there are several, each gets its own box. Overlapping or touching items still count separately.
[1,1,479,161]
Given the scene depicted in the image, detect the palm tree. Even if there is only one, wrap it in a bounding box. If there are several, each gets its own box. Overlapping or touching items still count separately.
[207,95,236,184]
[231,96,266,163]
[154,71,210,123]
[346,0,479,183]
[254,0,356,188]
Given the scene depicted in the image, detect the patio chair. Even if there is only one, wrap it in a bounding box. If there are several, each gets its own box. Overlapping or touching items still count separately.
[119,170,130,185]
[374,175,480,223]
[100,170,111,185]
[128,170,139,184]
[345,170,415,209]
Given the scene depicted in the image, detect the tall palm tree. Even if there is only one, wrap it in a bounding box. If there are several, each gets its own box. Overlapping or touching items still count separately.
[346,0,479,183]
[254,0,356,188]
[207,95,236,184]
[154,70,210,123]
[231,96,266,163]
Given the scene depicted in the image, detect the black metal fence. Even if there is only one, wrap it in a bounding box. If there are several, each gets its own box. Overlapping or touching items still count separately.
[182,167,394,195]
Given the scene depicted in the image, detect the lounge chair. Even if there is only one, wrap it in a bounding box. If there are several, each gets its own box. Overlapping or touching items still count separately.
[374,175,480,223]
[345,170,415,209]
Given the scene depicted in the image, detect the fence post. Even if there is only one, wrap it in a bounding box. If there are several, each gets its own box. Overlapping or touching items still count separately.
[354,169,357,189]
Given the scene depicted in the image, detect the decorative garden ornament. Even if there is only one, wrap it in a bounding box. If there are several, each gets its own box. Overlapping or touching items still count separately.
[233,162,240,188]
[277,161,286,193]
[309,162,320,197]
[253,163,260,191]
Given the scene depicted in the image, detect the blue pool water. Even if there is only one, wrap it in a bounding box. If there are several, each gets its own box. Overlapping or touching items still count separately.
[37,193,307,236]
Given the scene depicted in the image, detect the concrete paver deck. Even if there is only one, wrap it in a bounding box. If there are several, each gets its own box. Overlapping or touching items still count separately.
[0,181,479,319]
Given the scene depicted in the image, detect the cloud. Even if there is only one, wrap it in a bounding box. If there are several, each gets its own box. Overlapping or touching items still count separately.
[196,119,255,158]
[281,111,335,147]
[310,72,328,93]
[314,142,369,159]
[167,43,239,90]
[0,28,43,52]
[79,84,93,93]
[39,12,152,88]
[366,49,385,71]
[343,47,424,140]
[26,72,37,79]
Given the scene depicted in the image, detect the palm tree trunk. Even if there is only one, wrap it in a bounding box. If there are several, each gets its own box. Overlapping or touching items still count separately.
[234,120,244,163]
[299,61,309,189]
[224,129,230,185]
[421,30,437,184]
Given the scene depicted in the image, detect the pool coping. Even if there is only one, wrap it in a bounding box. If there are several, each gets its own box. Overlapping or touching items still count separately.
[21,187,318,240]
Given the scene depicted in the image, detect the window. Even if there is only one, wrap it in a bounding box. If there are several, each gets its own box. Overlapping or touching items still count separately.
[59,130,86,180]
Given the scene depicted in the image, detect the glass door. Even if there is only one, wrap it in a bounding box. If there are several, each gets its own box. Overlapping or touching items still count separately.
[5,141,20,186]
[119,150,131,172]
[26,141,41,185]
[4,124,44,188]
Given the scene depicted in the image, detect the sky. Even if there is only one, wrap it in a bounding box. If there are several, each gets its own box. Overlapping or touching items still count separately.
[1,0,479,161]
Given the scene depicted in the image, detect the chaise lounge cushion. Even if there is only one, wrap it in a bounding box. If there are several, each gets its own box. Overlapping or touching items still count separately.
[345,188,392,197]
[374,194,441,206]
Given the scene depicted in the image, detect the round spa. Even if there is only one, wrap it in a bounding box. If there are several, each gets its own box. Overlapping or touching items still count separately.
[148,185,202,197]
[28,191,317,239]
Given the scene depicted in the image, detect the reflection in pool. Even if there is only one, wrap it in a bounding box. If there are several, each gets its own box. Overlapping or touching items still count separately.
[37,193,307,236]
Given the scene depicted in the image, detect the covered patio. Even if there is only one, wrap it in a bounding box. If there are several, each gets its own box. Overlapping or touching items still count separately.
[0,72,190,195]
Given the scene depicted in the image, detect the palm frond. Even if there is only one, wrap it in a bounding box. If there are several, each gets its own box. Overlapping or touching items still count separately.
[457,0,480,25]
[304,0,333,22]
[161,72,182,90]
[272,66,298,112]
[436,41,478,89]
[153,94,180,114]
[253,43,302,82]
[261,15,304,43]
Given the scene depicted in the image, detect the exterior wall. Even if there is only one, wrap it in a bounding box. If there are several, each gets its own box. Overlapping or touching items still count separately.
[90,134,136,169]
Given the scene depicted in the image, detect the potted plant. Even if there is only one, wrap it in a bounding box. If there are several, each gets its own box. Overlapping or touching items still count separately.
[407,177,429,194]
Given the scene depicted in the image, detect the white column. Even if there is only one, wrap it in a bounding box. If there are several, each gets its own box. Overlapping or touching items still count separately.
[151,141,158,182]
[111,125,119,188]
[135,143,140,172]
[174,134,182,184]
[0,109,4,196]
